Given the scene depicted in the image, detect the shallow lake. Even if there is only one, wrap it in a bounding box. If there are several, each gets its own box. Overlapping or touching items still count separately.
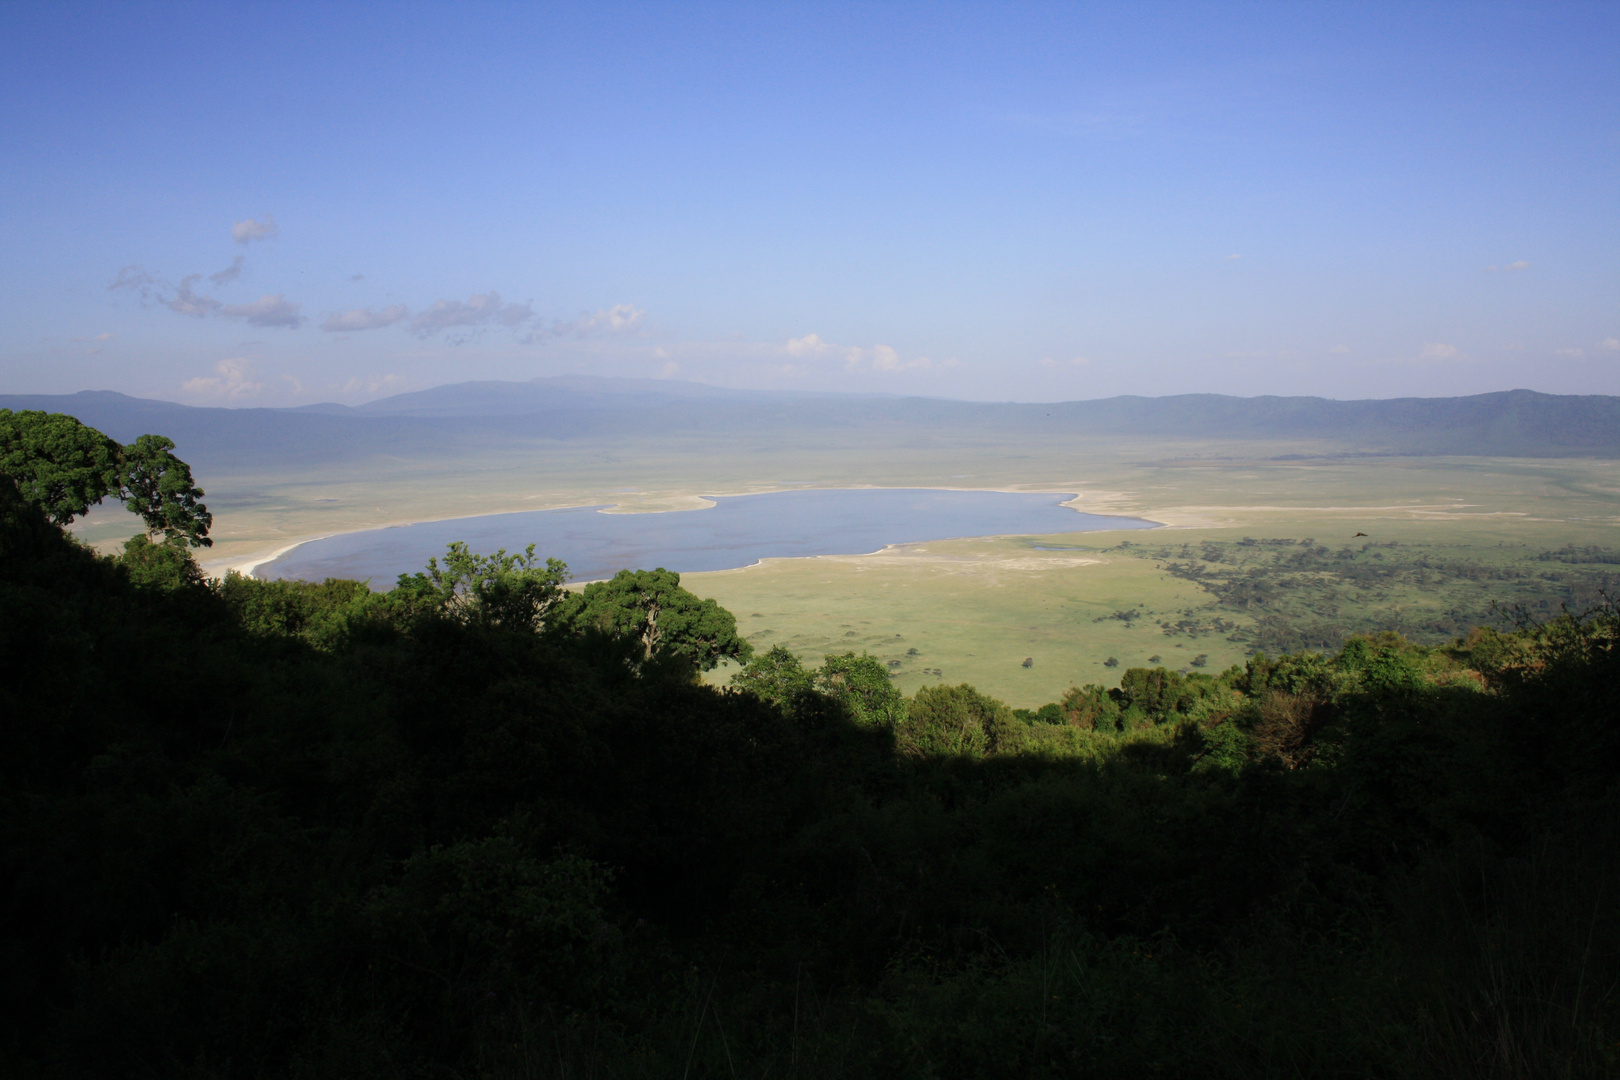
[257,488,1159,586]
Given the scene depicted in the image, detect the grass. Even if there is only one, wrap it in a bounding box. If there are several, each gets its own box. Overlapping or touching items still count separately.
[69,430,1620,707]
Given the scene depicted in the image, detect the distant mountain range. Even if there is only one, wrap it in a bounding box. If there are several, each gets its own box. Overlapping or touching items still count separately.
[3,378,1618,469]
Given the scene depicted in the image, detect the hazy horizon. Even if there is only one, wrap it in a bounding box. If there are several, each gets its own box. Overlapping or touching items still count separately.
[3,2,1616,408]
[5,373,1613,413]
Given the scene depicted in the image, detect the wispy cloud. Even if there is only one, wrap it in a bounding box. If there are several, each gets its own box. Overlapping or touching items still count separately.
[232,215,278,244]
[1038,355,1091,367]
[322,304,410,332]
[116,265,301,328]
[166,275,222,317]
[209,255,245,286]
[784,332,943,373]
[1556,347,1585,358]
[1485,260,1530,272]
[1329,344,1351,354]
[221,294,303,328]
[334,373,408,396]
[1602,338,1620,353]
[533,304,646,341]
[109,265,157,297]
[1420,342,1461,360]
[181,358,263,400]
[410,291,533,337]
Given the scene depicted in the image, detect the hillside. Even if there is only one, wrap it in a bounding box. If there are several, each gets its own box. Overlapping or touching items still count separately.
[3,383,1617,475]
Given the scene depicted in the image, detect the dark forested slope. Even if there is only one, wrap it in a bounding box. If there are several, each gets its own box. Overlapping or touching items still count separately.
[3,463,1617,1077]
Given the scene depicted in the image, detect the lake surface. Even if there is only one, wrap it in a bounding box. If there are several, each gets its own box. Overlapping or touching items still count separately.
[257,488,1159,585]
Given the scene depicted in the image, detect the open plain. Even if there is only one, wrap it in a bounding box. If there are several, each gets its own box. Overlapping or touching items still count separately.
[60,416,1620,705]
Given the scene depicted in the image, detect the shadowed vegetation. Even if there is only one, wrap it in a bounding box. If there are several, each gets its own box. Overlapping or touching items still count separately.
[4,421,1618,1077]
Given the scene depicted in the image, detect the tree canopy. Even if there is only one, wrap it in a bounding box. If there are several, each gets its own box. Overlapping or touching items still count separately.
[3,471,1618,1077]
[391,541,570,630]
[0,409,212,546]
[556,567,752,672]
[0,408,120,525]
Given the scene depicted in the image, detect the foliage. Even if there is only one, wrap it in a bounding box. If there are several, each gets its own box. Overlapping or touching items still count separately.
[3,464,1618,1077]
[730,643,814,707]
[117,533,206,590]
[393,540,569,630]
[218,571,383,648]
[556,566,752,672]
[813,651,907,727]
[0,408,119,525]
[0,408,211,545]
[1111,534,1620,655]
[898,683,1025,757]
[116,433,214,547]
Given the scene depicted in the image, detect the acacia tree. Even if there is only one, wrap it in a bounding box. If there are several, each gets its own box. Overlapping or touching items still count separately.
[556,568,751,672]
[0,410,212,547]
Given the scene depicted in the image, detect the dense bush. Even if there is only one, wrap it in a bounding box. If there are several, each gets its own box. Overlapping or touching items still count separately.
[3,474,1616,1077]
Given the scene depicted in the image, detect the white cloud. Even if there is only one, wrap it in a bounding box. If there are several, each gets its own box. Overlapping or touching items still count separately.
[846,343,936,372]
[1557,347,1585,358]
[865,344,903,371]
[1420,342,1461,360]
[660,360,680,378]
[1038,355,1090,367]
[1226,253,1243,261]
[1601,338,1620,352]
[221,294,304,329]
[787,332,937,373]
[209,255,245,286]
[410,291,533,337]
[181,358,263,400]
[232,216,278,244]
[786,332,833,357]
[1329,344,1351,355]
[1506,260,1530,271]
[550,304,645,338]
[322,304,410,332]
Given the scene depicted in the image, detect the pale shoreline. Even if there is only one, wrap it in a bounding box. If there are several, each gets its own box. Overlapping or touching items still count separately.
[228,484,1165,582]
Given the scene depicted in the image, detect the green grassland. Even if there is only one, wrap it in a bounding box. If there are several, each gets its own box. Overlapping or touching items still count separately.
[686,451,1620,705]
[68,429,1620,708]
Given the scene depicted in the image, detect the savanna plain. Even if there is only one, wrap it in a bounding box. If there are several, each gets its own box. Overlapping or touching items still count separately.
[72,430,1620,705]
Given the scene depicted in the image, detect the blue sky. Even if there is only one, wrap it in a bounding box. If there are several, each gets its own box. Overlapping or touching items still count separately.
[2,1,1616,405]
